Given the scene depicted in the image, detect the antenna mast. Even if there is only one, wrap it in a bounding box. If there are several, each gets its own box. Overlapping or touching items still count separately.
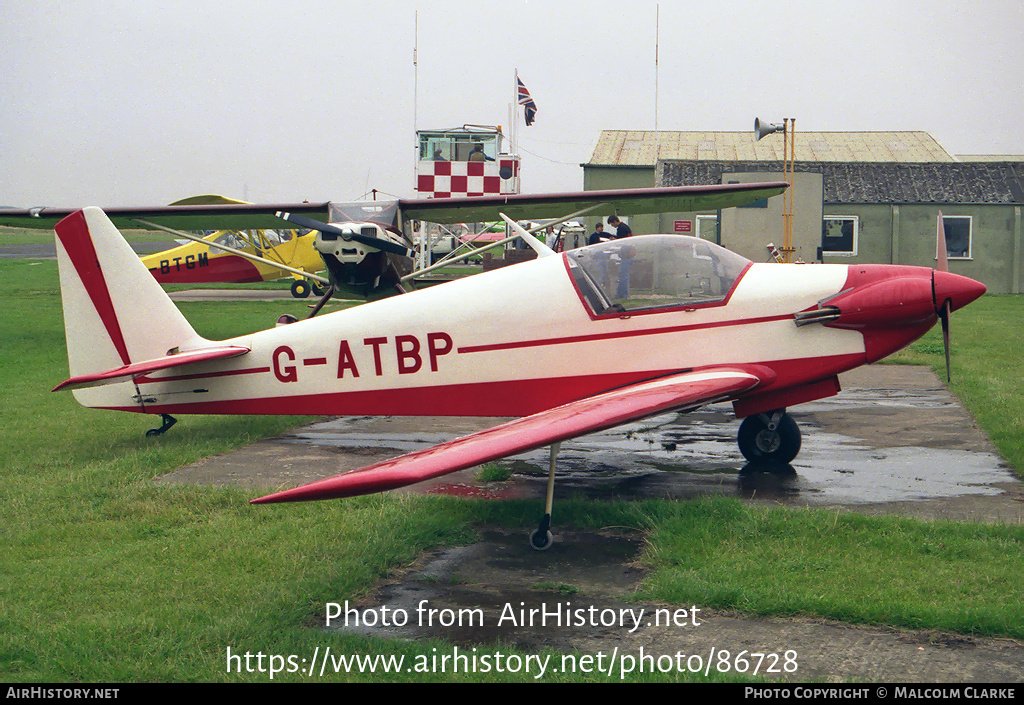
[412,11,419,190]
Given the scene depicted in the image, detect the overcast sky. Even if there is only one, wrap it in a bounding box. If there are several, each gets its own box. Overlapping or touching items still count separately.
[2,0,1021,208]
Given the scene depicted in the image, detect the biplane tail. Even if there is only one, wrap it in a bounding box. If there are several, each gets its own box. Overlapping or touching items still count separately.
[52,208,243,407]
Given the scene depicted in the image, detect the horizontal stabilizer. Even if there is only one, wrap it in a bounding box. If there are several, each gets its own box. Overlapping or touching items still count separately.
[53,345,249,392]
[251,366,770,504]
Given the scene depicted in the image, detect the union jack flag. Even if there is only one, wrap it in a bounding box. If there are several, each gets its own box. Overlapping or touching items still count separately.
[517,77,537,126]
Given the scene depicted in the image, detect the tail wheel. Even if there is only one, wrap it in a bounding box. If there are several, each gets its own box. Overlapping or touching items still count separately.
[290,279,312,298]
[738,410,801,463]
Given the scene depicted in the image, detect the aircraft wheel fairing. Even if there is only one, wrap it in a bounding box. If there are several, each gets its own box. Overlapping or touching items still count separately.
[738,411,801,464]
[290,279,312,298]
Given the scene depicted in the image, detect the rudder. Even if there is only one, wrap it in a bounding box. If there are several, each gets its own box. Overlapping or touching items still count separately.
[54,207,207,407]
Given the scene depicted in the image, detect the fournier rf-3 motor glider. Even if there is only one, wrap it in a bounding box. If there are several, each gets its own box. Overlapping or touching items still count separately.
[4,183,986,549]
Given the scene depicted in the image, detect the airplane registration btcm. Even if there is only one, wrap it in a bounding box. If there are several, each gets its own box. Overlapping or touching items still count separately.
[48,193,984,549]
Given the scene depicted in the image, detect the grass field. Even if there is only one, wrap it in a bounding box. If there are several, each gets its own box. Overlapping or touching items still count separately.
[1,255,1021,682]
[886,295,1024,474]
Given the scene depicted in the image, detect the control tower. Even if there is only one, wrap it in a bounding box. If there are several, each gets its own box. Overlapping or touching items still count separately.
[415,125,521,198]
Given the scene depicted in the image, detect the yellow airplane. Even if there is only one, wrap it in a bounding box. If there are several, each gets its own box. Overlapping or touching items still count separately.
[138,195,328,298]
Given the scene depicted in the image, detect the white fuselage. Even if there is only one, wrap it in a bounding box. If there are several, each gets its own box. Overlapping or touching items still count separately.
[76,240,865,418]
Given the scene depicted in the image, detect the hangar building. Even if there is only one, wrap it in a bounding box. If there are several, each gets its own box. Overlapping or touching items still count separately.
[581,131,1024,294]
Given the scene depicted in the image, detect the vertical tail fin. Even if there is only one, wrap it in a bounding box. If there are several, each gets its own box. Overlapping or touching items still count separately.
[54,207,207,406]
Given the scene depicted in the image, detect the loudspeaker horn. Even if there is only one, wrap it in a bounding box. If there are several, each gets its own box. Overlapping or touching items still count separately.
[754,118,783,141]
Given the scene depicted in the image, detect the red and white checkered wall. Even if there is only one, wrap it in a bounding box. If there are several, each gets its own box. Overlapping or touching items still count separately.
[416,158,520,198]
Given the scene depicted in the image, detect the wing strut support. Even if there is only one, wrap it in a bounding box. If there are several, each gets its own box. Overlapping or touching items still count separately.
[131,219,331,284]
[499,214,557,257]
[306,285,336,319]
[399,202,613,284]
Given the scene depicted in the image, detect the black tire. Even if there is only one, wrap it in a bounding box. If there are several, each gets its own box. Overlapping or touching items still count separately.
[290,279,311,298]
[311,280,326,296]
[737,411,801,464]
[530,529,554,551]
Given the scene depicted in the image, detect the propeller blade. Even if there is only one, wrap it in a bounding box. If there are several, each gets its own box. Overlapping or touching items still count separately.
[275,211,411,256]
[940,299,952,383]
[276,210,352,240]
[936,211,948,273]
[357,236,412,257]
[934,212,953,382]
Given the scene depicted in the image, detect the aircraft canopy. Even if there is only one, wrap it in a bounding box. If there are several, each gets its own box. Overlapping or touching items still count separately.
[565,235,751,316]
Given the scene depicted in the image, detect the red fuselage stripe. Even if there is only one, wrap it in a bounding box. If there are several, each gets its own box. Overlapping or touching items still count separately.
[148,254,264,284]
[457,313,793,354]
[98,353,866,418]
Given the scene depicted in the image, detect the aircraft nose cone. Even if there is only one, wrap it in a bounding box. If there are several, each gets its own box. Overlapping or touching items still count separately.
[933,270,986,313]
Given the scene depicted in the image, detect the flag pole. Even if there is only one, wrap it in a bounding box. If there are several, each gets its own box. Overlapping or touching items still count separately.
[513,69,519,161]
[654,4,659,151]
[412,11,419,192]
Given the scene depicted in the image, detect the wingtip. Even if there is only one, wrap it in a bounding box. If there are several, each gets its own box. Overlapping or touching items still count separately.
[250,488,305,504]
[249,472,375,504]
[249,482,332,504]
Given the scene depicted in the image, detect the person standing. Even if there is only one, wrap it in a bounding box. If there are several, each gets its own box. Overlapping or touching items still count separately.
[588,222,609,245]
[544,226,559,249]
[607,215,632,239]
[606,216,633,300]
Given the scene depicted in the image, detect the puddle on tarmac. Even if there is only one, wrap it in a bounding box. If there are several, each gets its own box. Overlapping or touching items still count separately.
[329,528,649,650]
[275,387,1012,507]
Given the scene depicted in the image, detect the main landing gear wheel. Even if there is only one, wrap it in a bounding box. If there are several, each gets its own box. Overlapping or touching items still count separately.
[737,410,801,464]
[530,515,554,551]
[290,279,312,298]
[528,443,560,551]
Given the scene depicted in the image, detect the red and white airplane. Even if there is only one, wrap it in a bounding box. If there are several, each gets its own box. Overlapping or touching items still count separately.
[45,184,985,549]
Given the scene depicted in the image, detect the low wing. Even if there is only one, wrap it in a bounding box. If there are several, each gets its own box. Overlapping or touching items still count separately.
[251,366,772,504]
[52,345,250,392]
[399,182,788,224]
[0,202,330,231]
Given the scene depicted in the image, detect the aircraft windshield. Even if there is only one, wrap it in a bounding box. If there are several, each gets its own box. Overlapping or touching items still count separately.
[208,231,250,253]
[565,235,751,316]
[259,229,292,246]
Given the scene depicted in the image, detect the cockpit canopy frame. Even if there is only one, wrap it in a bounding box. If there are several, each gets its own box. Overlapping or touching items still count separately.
[564,235,752,318]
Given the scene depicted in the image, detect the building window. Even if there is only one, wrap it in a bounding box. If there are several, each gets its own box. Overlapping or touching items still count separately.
[822,216,858,255]
[696,215,718,242]
[418,132,498,162]
[941,215,972,260]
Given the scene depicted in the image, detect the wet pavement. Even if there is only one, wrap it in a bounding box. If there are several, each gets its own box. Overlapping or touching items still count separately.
[160,364,1021,523]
